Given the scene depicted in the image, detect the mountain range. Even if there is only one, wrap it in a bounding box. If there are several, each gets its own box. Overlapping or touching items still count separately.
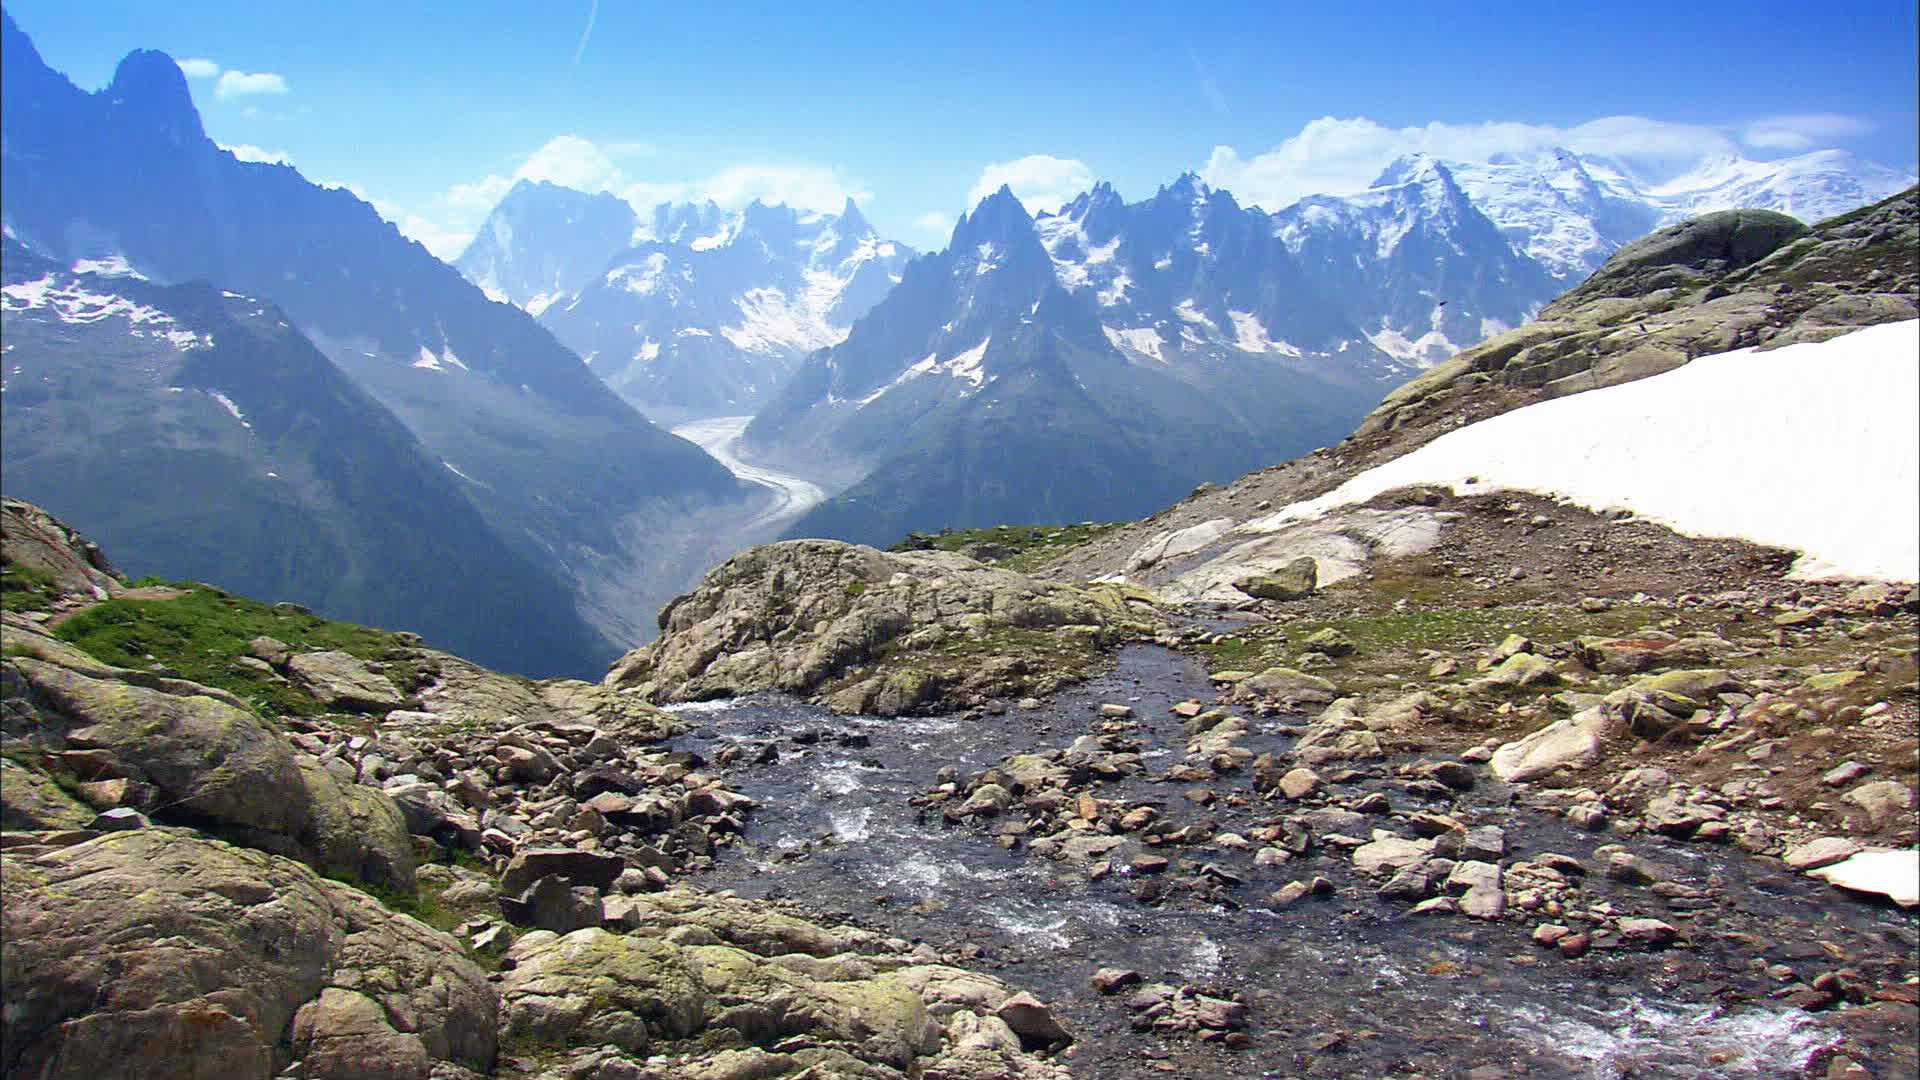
[0,11,750,670]
[458,188,913,421]
[449,141,1910,553]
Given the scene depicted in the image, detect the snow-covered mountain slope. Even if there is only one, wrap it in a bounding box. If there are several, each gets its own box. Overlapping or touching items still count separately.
[1255,146,1912,365]
[458,188,914,420]
[455,180,636,316]
[1645,149,1916,224]
[1252,319,1920,582]
[1274,158,1559,366]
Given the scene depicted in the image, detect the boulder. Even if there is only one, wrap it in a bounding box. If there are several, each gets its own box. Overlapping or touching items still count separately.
[1234,557,1319,601]
[1352,833,1432,876]
[285,651,405,712]
[1241,667,1339,708]
[1783,837,1862,871]
[500,847,629,897]
[5,654,415,891]
[1843,781,1914,829]
[1489,707,1615,783]
[0,828,494,1079]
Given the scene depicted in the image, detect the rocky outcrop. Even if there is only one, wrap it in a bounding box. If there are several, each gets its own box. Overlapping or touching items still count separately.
[1359,187,1917,436]
[0,828,496,1080]
[1,497,126,608]
[496,920,1070,1078]
[607,540,1160,714]
[2,621,416,892]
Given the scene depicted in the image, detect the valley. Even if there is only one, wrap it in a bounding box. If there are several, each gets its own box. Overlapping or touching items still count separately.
[669,415,830,537]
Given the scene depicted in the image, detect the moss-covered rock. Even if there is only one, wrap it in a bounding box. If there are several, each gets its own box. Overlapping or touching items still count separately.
[0,828,495,1080]
[607,540,1162,714]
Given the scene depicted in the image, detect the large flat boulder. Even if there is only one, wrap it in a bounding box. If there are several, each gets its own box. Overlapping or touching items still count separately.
[1490,707,1617,783]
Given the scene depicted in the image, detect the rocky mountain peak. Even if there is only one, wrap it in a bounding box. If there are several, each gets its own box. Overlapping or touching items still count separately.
[952,184,1037,247]
[836,195,872,236]
[104,48,205,145]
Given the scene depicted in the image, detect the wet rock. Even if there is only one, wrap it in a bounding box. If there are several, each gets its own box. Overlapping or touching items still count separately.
[1378,865,1437,901]
[956,784,1014,818]
[1448,861,1506,919]
[1605,851,1664,886]
[1460,826,1506,862]
[1099,703,1135,718]
[1352,833,1432,876]
[1532,923,1572,946]
[995,992,1071,1048]
[1277,767,1323,800]
[1422,761,1477,791]
[1618,917,1680,947]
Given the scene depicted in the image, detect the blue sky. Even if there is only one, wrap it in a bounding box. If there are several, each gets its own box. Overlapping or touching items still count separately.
[10,1,1917,257]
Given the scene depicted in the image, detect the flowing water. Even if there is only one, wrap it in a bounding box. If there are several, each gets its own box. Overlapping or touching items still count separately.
[667,647,1916,1078]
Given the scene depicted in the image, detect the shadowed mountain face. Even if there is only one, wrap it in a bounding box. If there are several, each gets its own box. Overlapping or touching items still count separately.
[0,13,750,666]
[1,241,610,675]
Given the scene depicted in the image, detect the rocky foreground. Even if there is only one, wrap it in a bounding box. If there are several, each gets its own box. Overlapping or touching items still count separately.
[1,498,1072,1079]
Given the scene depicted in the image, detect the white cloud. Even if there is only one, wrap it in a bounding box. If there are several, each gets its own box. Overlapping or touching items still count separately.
[219,142,290,165]
[214,70,289,99]
[357,135,875,267]
[176,57,220,79]
[912,211,953,239]
[1742,113,1873,151]
[397,216,474,261]
[964,154,1096,215]
[1201,115,1751,210]
[512,134,624,191]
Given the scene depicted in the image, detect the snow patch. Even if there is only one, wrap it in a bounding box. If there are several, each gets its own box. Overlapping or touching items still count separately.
[1250,321,1920,583]
[1227,311,1303,356]
[70,255,146,280]
[946,338,990,388]
[1103,326,1166,363]
[208,391,251,429]
[2,274,209,348]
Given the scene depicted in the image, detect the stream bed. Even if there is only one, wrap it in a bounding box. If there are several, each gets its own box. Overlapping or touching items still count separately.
[665,646,1916,1079]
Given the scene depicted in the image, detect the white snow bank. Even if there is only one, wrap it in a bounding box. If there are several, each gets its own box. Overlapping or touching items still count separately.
[1809,849,1919,908]
[1249,320,1920,582]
